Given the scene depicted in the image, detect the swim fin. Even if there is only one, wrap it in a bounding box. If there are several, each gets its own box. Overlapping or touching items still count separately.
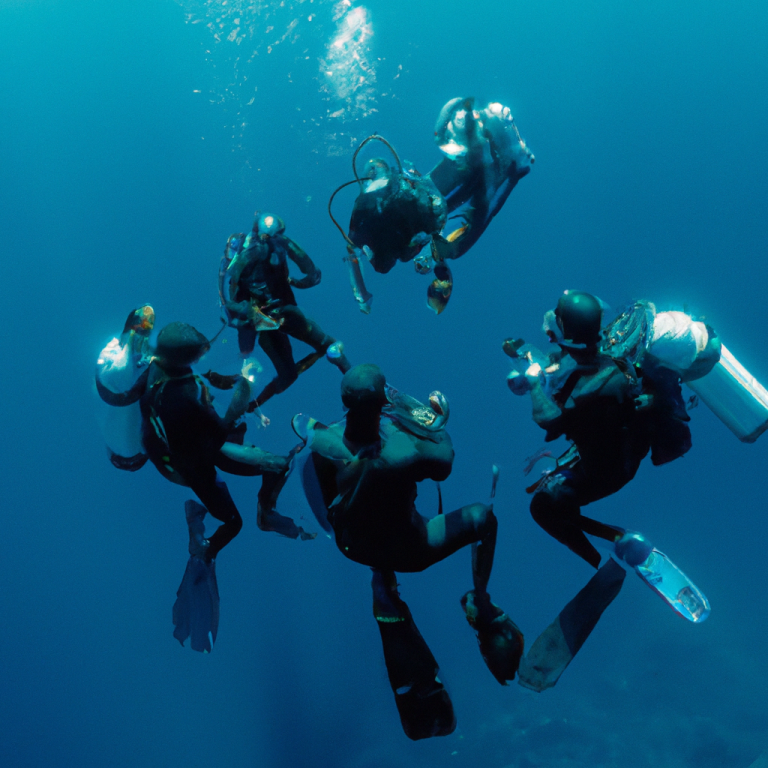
[172,501,220,653]
[613,532,710,622]
[426,262,453,314]
[517,559,626,692]
[372,571,456,740]
[461,590,524,685]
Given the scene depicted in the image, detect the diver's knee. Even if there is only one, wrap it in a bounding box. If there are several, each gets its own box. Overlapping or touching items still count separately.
[275,369,299,392]
[530,492,552,528]
[468,503,496,536]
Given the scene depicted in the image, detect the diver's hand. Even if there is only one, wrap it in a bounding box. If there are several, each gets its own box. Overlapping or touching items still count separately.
[502,338,525,358]
[525,362,544,388]
[634,394,654,412]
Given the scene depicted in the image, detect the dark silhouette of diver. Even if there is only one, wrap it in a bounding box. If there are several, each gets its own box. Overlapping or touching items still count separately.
[213,212,351,410]
[292,364,523,739]
[328,98,534,313]
[96,320,313,652]
[506,291,714,690]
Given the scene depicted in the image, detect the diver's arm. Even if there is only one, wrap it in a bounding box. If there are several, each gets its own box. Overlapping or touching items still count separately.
[285,237,321,289]
[222,376,251,427]
[530,378,564,437]
[95,366,150,407]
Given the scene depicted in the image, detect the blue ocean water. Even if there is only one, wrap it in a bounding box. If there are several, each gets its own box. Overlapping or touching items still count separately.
[2,0,767,765]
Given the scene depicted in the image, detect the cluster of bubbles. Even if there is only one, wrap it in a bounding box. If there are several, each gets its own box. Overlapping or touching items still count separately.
[319,1,377,123]
[176,0,385,156]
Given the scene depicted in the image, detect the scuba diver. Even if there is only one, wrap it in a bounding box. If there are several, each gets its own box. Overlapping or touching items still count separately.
[213,212,351,412]
[96,317,314,653]
[291,364,523,739]
[328,98,534,314]
[504,290,717,691]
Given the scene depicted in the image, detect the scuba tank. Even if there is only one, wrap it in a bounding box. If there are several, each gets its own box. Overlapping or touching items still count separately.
[604,301,768,442]
[95,305,154,470]
[686,345,768,443]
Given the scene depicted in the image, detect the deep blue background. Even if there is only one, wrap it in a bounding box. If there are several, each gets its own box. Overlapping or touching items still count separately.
[2,0,767,766]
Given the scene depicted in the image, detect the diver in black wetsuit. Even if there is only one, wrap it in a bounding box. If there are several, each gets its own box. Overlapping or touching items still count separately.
[330,98,534,313]
[518,291,704,567]
[525,292,652,568]
[96,321,313,652]
[506,291,715,691]
[294,364,523,739]
[217,212,351,409]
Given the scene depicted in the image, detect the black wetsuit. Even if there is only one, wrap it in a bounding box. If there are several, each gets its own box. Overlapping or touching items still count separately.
[348,170,447,275]
[97,362,292,556]
[308,408,495,576]
[529,353,653,568]
[347,111,532,273]
[227,231,350,406]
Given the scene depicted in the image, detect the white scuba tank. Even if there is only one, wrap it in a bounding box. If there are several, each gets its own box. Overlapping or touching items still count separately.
[95,307,154,468]
[606,304,768,443]
[686,345,768,443]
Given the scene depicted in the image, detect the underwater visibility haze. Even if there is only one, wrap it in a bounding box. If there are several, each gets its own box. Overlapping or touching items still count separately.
[2,0,768,765]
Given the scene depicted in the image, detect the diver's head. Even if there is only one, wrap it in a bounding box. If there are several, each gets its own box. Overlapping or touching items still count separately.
[123,305,155,336]
[154,322,210,371]
[547,290,603,350]
[341,364,389,412]
[252,212,285,240]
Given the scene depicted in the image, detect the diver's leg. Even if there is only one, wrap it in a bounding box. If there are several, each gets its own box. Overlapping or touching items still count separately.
[214,442,314,540]
[371,569,456,740]
[252,330,298,407]
[237,324,257,355]
[530,471,610,569]
[186,470,243,559]
[421,504,496,591]
[256,467,316,540]
[278,305,351,373]
[418,505,523,684]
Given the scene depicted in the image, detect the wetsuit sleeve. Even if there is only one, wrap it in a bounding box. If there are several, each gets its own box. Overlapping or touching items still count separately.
[284,237,321,289]
[530,379,564,439]
[222,376,251,427]
[95,366,150,406]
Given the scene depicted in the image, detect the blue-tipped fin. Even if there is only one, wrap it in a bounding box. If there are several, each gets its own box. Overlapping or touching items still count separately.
[172,501,220,653]
[614,532,710,623]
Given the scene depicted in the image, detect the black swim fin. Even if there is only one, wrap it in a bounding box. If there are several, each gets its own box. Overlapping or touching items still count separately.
[517,559,626,692]
[172,501,220,653]
[372,571,456,740]
[461,590,524,685]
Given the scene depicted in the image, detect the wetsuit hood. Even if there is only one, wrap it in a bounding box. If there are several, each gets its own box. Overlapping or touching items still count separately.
[154,322,210,369]
[341,364,389,410]
[252,211,285,239]
[546,290,604,349]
